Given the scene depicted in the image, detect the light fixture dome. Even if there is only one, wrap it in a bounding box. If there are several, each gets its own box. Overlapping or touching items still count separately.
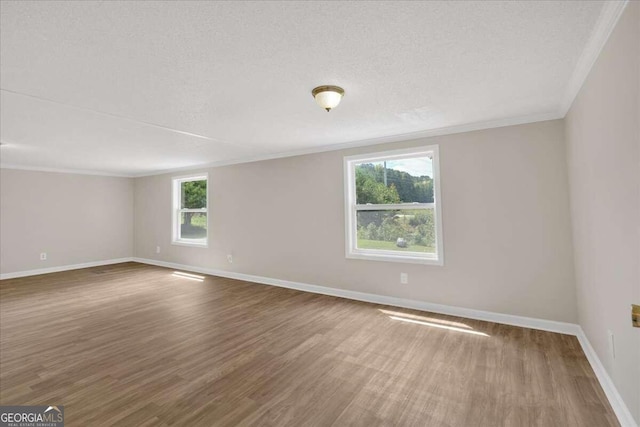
[312,85,344,112]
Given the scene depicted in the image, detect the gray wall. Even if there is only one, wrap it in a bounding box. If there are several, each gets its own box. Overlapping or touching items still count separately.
[565,2,640,423]
[2,5,637,421]
[0,169,134,274]
[135,120,578,323]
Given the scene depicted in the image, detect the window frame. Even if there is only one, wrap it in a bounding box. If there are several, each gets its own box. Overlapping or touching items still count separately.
[344,145,444,265]
[171,173,209,248]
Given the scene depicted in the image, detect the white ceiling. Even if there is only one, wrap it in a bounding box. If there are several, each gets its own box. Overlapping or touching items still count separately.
[0,1,619,176]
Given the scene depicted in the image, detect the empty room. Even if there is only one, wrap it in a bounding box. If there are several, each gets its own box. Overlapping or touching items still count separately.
[0,1,638,426]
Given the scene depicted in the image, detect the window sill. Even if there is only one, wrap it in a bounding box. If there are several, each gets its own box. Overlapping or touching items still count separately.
[346,251,443,266]
[171,241,209,249]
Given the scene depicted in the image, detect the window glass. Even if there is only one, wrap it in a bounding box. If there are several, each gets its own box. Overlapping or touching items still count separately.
[345,147,442,265]
[355,157,434,204]
[172,175,208,247]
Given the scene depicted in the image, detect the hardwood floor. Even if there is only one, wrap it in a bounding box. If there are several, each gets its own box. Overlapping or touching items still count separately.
[0,262,618,426]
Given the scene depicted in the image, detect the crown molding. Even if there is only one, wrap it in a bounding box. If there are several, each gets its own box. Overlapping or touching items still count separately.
[0,163,134,178]
[1,111,561,178]
[560,0,629,116]
[0,2,628,179]
[132,110,562,177]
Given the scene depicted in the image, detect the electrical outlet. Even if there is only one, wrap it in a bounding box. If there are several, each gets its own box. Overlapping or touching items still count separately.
[400,273,408,284]
[607,330,616,360]
[227,254,233,264]
[156,246,161,254]
[40,252,47,261]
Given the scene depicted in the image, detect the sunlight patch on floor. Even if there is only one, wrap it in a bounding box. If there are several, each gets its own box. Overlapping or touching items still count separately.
[388,315,489,337]
[378,308,473,329]
[172,271,205,281]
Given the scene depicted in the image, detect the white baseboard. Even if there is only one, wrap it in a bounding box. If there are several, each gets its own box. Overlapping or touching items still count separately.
[4,256,634,426]
[0,257,134,280]
[132,257,579,335]
[576,330,638,427]
[132,257,637,426]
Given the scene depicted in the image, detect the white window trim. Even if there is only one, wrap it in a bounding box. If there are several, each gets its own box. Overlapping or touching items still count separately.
[344,145,444,265]
[172,173,209,248]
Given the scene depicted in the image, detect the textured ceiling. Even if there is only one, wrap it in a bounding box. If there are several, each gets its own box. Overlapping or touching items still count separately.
[0,1,610,176]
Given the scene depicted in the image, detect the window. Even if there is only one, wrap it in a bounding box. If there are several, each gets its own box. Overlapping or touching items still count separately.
[172,174,208,247]
[344,146,443,265]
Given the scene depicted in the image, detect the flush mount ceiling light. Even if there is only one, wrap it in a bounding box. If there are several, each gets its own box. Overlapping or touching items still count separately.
[311,85,345,112]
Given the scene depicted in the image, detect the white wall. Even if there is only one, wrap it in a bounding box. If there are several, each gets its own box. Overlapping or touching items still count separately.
[0,168,134,274]
[565,2,640,423]
[135,120,578,323]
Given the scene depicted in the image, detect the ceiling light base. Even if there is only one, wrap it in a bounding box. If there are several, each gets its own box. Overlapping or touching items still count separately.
[312,85,344,112]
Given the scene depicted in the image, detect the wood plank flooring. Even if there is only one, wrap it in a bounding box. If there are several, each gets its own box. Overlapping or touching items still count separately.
[0,262,618,426]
